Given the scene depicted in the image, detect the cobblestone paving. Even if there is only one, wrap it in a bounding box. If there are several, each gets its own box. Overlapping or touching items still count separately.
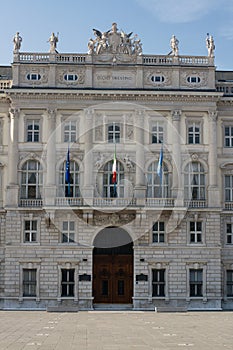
[0,311,233,350]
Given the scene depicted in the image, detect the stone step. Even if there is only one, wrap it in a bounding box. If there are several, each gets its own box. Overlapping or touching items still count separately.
[93,304,133,311]
[47,306,79,312]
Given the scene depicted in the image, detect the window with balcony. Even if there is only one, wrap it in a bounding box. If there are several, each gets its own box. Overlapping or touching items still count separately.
[64,121,76,143]
[146,161,169,198]
[184,162,205,201]
[21,160,43,199]
[151,123,164,144]
[103,160,124,198]
[59,160,80,198]
[225,175,233,203]
[26,120,40,142]
[108,124,120,143]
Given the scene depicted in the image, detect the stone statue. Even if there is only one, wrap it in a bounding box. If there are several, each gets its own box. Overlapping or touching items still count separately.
[87,38,95,54]
[48,32,58,53]
[120,30,133,54]
[108,22,121,53]
[133,35,142,55]
[13,32,22,52]
[170,35,179,56]
[206,33,215,57]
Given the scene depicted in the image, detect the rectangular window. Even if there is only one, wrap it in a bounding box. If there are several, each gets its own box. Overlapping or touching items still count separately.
[188,122,200,144]
[225,175,233,202]
[108,124,120,143]
[190,269,203,297]
[61,269,75,297]
[62,221,75,243]
[227,270,233,297]
[152,221,165,243]
[23,269,37,297]
[152,123,164,144]
[24,220,37,243]
[224,126,233,147]
[152,269,165,297]
[64,121,76,143]
[190,221,202,243]
[226,224,233,244]
[27,120,40,142]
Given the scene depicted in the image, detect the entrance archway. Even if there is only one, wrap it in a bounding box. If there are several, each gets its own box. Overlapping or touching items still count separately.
[93,226,133,304]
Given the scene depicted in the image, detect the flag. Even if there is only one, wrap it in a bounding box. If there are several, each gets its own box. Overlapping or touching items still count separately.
[112,149,117,184]
[157,143,163,181]
[65,146,71,197]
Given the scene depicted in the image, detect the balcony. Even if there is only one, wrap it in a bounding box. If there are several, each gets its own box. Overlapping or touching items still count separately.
[225,202,233,210]
[20,199,43,207]
[184,200,207,208]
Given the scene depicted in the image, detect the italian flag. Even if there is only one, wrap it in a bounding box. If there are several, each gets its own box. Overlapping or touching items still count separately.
[112,151,117,184]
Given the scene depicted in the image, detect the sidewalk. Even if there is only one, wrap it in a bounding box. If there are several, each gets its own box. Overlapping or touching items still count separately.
[0,311,232,350]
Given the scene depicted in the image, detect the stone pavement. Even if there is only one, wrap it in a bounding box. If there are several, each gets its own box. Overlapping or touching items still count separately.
[0,311,233,350]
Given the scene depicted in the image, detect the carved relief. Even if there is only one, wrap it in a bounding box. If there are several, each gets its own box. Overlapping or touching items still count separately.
[57,69,85,86]
[93,212,135,226]
[181,71,208,88]
[20,68,48,85]
[145,70,172,87]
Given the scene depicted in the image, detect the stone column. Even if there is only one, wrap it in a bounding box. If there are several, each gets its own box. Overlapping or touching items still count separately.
[44,109,57,206]
[171,110,183,206]
[6,108,19,207]
[134,110,146,201]
[208,110,220,207]
[82,109,94,203]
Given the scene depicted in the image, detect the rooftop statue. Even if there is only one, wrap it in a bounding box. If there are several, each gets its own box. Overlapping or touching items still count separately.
[48,32,59,53]
[206,33,215,57]
[170,35,179,56]
[88,22,142,55]
[13,32,22,52]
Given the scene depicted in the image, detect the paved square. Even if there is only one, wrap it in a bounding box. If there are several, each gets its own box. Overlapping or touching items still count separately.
[0,311,232,350]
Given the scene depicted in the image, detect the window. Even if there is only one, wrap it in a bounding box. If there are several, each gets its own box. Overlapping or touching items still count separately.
[152,123,164,144]
[151,75,165,83]
[227,270,233,297]
[62,221,75,243]
[188,122,200,144]
[147,161,169,198]
[23,269,37,297]
[26,74,41,81]
[224,126,233,147]
[27,120,40,142]
[103,160,124,198]
[190,221,202,243]
[59,160,80,198]
[226,223,233,244]
[152,221,165,243]
[61,269,75,297]
[64,121,76,143]
[64,74,78,81]
[187,76,201,83]
[189,269,203,297]
[108,124,120,143]
[21,160,43,199]
[152,269,165,297]
[184,162,205,200]
[225,175,233,202]
[24,220,37,243]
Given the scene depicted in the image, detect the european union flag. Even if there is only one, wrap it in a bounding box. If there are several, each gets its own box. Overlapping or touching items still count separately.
[65,147,71,197]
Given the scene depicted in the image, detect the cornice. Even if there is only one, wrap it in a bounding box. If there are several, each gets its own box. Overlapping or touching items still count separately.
[6,89,222,104]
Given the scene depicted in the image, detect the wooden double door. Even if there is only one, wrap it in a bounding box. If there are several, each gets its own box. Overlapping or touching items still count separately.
[93,253,133,304]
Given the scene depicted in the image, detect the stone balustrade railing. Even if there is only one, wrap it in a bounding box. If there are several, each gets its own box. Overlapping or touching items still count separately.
[216,83,233,96]
[14,52,213,67]
[0,80,12,89]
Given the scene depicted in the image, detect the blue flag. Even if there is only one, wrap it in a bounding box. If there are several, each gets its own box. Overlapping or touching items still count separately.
[65,147,71,197]
[157,143,163,181]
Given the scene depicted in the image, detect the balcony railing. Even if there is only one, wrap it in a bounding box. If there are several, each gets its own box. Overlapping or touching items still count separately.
[184,200,206,208]
[93,197,137,207]
[145,198,174,207]
[20,199,43,207]
[225,202,233,210]
[55,197,83,206]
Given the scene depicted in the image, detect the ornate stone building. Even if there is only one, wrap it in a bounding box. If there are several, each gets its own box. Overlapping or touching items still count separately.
[0,23,233,311]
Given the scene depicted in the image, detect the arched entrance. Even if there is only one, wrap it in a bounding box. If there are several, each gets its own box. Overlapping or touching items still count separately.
[93,226,133,304]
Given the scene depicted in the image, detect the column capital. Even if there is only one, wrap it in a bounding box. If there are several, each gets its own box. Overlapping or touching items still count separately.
[47,108,57,120]
[9,107,20,118]
[171,110,181,121]
[85,108,94,120]
[208,110,218,121]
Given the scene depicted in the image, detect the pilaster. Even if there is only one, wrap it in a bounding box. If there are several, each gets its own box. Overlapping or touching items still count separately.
[134,110,146,199]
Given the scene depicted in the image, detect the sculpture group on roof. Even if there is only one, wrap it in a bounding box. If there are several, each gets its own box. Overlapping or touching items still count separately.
[88,22,142,56]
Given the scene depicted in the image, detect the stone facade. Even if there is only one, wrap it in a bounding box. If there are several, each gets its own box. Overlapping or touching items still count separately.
[0,24,233,311]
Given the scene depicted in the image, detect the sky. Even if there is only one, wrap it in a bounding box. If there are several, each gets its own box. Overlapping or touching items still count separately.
[1,0,233,70]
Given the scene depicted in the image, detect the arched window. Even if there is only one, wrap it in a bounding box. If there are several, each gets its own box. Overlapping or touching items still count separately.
[184,162,205,200]
[21,160,43,199]
[59,160,80,197]
[146,161,169,198]
[103,160,124,198]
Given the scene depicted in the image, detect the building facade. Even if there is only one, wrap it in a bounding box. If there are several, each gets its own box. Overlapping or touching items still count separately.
[0,24,233,311]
